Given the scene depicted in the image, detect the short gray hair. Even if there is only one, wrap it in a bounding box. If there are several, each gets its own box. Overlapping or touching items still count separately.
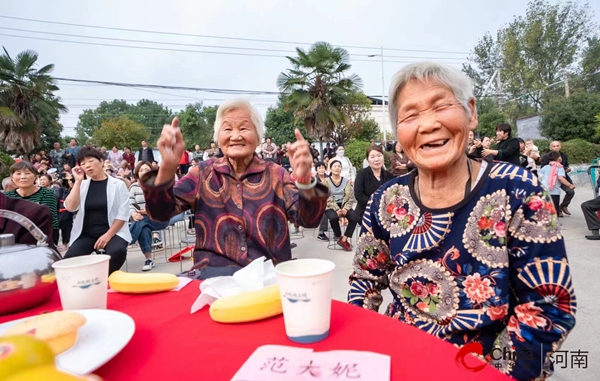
[388,62,475,140]
[213,98,264,143]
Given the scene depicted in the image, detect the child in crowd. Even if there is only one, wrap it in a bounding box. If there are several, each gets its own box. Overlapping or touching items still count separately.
[539,150,576,217]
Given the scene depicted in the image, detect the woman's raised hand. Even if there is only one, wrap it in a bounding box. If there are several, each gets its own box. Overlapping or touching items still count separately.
[156,117,185,172]
[286,129,313,182]
[72,166,85,182]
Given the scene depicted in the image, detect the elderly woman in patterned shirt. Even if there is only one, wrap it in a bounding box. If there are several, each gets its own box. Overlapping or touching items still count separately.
[348,62,576,380]
[141,98,328,280]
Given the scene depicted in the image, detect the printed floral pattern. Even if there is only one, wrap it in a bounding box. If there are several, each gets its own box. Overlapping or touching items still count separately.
[349,161,576,380]
[508,191,562,244]
[463,273,495,304]
[463,190,511,268]
[378,184,419,238]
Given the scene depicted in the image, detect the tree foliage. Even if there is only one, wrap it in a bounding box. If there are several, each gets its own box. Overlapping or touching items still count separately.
[0,47,66,157]
[332,92,378,145]
[264,96,310,146]
[76,99,174,145]
[177,102,218,149]
[92,117,150,150]
[464,0,596,115]
[539,92,600,142]
[475,97,509,138]
[277,41,362,143]
[580,37,600,93]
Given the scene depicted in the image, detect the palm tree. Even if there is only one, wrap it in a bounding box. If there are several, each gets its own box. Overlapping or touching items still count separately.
[277,42,362,152]
[0,47,66,158]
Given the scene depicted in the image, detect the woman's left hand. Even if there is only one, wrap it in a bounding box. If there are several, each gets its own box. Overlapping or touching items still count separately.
[286,129,313,182]
[94,233,113,250]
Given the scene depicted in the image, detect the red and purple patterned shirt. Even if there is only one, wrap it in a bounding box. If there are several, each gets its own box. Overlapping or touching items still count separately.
[140,154,328,269]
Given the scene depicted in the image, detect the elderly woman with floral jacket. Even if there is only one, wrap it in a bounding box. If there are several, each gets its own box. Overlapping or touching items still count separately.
[348,62,576,380]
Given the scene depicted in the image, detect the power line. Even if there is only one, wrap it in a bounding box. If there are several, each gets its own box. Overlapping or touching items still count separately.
[0,14,471,55]
[0,33,466,64]
[54,77,281,95]
[0,26,467,60]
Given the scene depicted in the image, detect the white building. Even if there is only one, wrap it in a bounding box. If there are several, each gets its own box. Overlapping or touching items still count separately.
[367,96,391,141]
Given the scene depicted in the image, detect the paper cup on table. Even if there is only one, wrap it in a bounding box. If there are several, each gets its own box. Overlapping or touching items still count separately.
[51,254,110,310]
[275,258,335,344]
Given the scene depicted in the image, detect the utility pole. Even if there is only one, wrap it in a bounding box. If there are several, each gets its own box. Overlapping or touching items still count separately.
[380,46,386,143]
[564,73,570,98]
[495,65,502,109]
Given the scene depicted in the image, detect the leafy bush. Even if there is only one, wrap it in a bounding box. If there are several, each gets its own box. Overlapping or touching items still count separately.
[0,151,15,180]
[539,92,600,143]
[533,139,551,155]
[561,139,600,164]
[345,140,371,169]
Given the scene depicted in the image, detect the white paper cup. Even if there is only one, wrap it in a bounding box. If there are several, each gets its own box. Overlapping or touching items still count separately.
[51,254,110,310]
[276,258,335,344]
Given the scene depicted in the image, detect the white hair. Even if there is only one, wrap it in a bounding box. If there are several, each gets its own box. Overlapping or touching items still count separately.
[388,62,475,140]
[213,98,264,143]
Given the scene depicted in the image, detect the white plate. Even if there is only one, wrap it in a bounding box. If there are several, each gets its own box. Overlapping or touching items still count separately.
[0,309,135,375]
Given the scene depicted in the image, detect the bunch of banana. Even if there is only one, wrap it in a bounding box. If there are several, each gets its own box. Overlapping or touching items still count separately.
[209,284,282,323]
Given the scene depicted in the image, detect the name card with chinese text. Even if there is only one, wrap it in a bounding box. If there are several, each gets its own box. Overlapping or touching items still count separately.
[231,345,391,381]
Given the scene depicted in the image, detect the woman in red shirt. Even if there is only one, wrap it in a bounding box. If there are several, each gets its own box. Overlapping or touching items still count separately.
[123,147,136,169]
[178,149,190,175]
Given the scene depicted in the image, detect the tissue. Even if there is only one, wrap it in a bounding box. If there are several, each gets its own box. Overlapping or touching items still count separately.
[190,257,277,314]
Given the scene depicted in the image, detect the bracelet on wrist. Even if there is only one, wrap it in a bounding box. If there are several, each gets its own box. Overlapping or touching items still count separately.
[295,178,317,190]
[295,175,313,185]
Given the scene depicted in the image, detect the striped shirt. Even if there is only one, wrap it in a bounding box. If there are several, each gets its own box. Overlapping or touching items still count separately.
[129,182,145,215]
[5,187,59,229]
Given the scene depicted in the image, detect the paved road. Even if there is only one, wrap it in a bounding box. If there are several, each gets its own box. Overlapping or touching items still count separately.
[124,187,599,380]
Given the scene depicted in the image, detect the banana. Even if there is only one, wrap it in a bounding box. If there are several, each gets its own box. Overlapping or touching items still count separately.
[108,271,179,294]
[209,284,283,323]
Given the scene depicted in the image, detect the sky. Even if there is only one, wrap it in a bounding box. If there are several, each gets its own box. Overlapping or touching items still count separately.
[1,0,599,138]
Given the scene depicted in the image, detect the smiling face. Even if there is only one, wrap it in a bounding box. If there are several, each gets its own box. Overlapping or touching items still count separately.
[394,79,477,174]
[137,163,152,178]
[80,157,104,180]
[496,129,509,141]
[550,141,561,152]
[367,149,384,171]
[11,168,37,189]
[218,108,259,161]
[39,176,50,188]
[316,165,326,176]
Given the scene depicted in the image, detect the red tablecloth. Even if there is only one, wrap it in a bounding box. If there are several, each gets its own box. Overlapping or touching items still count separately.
[0,282,512,381]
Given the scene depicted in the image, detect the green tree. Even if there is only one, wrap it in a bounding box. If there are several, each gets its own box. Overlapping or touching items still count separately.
[332,91,378,144]
[177,102,216,149]
[76,99,173,145]
[580,37,600,93]
[92,117,150,149]
[264,96,310,146]
[540,92,600,142]
[475,97,509,138]
[0,48,66,158]
[464,0,595,111]
[130,99,174,142]
[76,100,131,144]
[277,41,362,153]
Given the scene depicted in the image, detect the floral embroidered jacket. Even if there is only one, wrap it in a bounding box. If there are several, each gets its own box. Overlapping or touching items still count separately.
[348,160,576,380]
[140,154,329,269]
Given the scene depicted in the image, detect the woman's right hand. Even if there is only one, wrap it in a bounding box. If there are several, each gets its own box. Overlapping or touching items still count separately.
[131,212,143,221]
[157,117,184,172]
[72,166,85,182]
